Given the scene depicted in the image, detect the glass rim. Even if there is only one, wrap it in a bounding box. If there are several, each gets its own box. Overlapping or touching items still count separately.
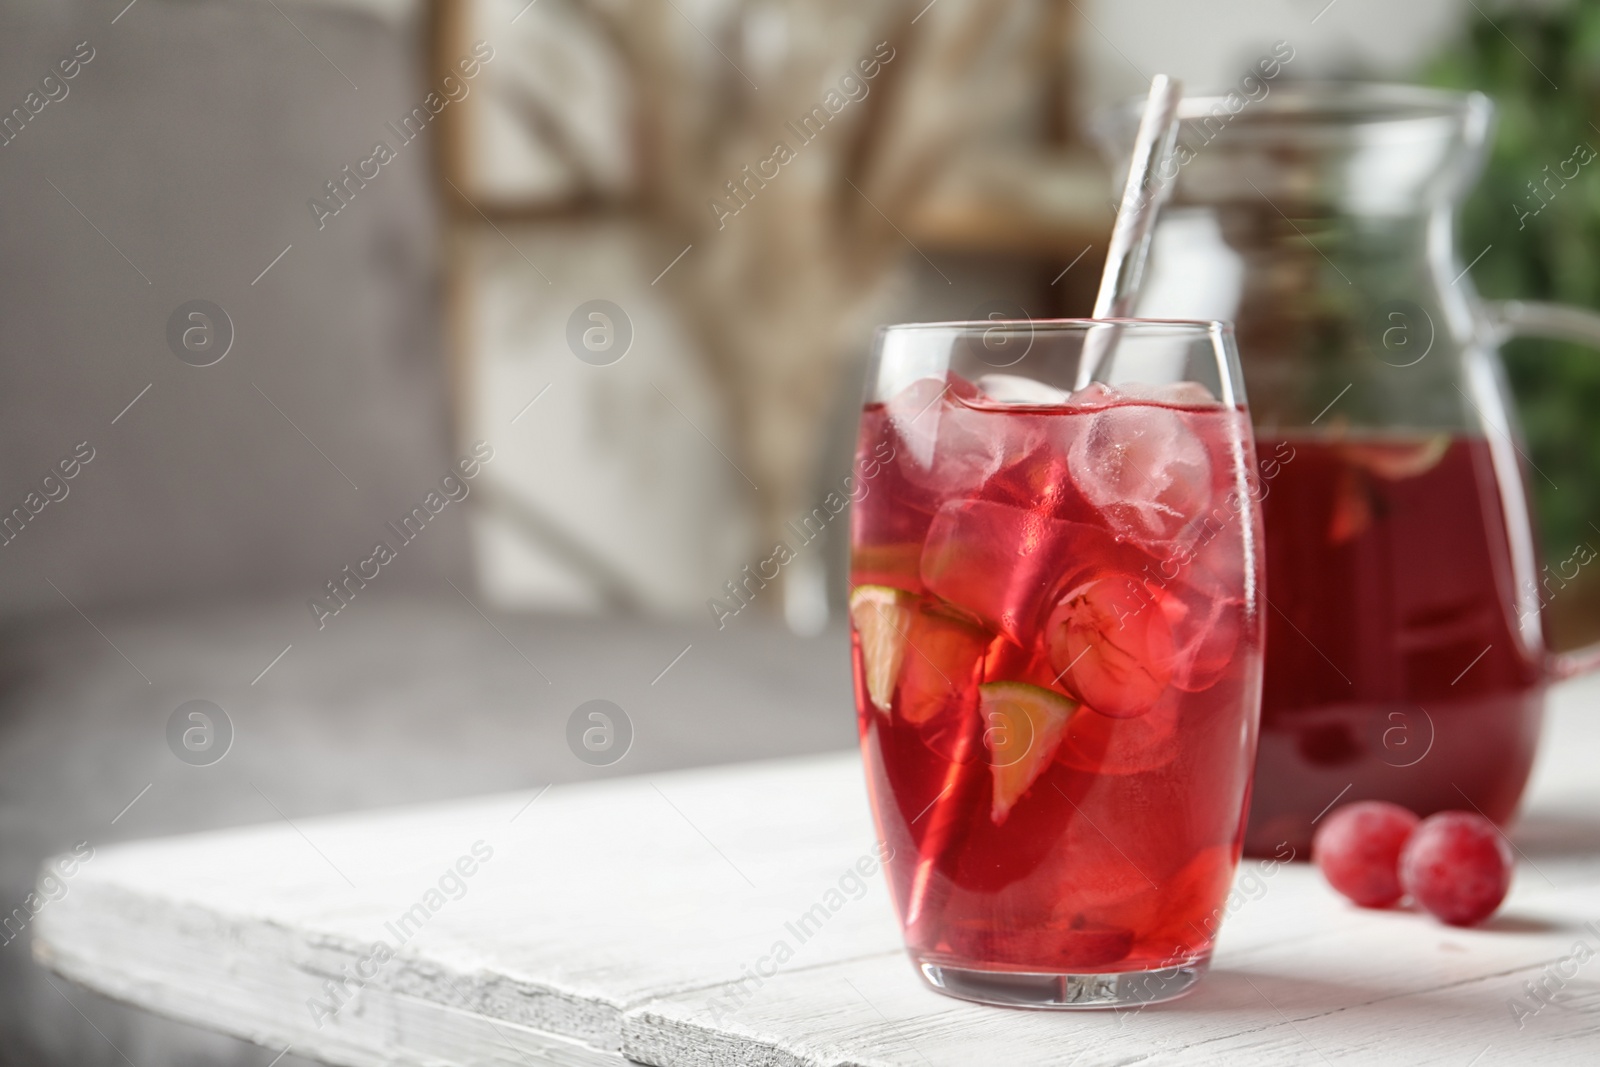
[876,317,1233,335]
[870,316,1246,409]
[1175,82,1488,123]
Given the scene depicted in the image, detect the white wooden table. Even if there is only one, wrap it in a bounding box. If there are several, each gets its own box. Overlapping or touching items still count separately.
[34,675,1600,1066]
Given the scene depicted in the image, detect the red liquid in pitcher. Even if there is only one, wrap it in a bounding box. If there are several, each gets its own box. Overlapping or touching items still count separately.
[1246,432,1544,856]
[850,375,1264,975]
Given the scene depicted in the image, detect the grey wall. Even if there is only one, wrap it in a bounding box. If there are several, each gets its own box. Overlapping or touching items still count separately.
[0,0,467,619]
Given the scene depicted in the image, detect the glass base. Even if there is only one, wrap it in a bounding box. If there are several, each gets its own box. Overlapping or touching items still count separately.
[915,955,1208,1009]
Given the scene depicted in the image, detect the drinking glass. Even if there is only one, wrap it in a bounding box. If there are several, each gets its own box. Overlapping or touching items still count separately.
[849,318,1265,1008]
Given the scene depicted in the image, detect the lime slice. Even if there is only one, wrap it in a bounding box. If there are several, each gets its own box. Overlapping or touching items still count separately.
[899,609,990,725]
[980,681,1078,824]
[1339,434,1451,480]
[850,585,913,716]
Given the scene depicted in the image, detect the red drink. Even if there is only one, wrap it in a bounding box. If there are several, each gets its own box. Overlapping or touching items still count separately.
[1246,433,1544,856]
[849,372,1265,991]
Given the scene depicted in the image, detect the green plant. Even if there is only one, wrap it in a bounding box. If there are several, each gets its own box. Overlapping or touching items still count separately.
[1427,1,1600,644]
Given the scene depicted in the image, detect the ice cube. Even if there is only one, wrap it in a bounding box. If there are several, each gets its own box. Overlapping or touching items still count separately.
[885,376,956,473]
[920,500,1100,646]
[1067,402,1213,546]
[1176,500,1252,599]
[1145,482,1252,691]
[1064,382,1117,408]
[886,375,1036,496]
[979,441,1094,521]
[1150,579,1243,692]
[852,404,939,592]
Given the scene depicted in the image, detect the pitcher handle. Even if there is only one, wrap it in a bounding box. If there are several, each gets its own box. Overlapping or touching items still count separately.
[1483,299,1600,680]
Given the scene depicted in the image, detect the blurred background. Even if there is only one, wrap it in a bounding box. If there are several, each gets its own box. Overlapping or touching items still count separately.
[2,0,1598,1062]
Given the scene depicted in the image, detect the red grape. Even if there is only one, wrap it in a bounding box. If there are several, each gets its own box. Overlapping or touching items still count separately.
[1044,576,1173,719]
[1312,801,1419,908]
[1400,812,1513,927]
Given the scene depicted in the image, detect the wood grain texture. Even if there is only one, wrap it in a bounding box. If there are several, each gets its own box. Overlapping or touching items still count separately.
[34,676,1600,1066]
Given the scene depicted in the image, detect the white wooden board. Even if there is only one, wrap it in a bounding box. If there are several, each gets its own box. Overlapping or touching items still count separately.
[34,676,1600,1066]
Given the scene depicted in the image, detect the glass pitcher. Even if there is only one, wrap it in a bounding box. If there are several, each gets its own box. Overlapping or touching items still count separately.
[1104,83,1600,855]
